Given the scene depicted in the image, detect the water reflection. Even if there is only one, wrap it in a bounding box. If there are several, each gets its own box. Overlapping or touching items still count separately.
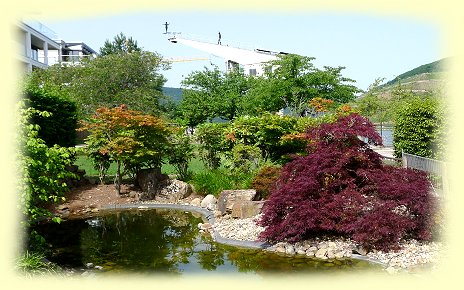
[33,209,382,275]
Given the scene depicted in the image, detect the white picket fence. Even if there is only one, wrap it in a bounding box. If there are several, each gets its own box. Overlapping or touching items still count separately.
[401,150,448,196]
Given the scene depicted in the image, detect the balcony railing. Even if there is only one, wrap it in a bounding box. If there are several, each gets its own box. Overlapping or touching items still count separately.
[36,54,95,66]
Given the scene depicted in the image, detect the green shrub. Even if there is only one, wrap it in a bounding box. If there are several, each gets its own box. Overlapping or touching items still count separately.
[18,104,77,227]
[167,127,194,181]
[191,169,254,196]
[24,87,78,147]
[226,113,297,161]
[225,143,262,174]
[393,96,446,159]
[195,122,231,169]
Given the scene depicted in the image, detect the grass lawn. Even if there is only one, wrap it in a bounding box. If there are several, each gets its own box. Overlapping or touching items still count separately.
[74,152,254,196]
[74,152,206,178]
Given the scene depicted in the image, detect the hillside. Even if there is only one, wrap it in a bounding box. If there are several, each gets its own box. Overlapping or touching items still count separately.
[383,58,448,87]
[162,87,183,104]
[372,58,449,98]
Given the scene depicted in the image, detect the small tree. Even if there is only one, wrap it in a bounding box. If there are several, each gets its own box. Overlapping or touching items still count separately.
[166,127,194,181]
[195,123,230,170]
[260,113,437,251]
[79,105,171,194]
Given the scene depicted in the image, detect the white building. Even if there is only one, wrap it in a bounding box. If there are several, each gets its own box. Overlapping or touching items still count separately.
[16,21,97,72]
[48,40,97,66]
[16,21,61,72]
[168,35,287,76]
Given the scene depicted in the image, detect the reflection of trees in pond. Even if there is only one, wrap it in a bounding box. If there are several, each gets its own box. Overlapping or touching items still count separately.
[195,235,225,271]
[225,246,262,273]
[79,209,201,272]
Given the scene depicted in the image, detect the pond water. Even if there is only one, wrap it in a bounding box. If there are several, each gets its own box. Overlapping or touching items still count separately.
[32,209,383,276]
[376,125,393,147]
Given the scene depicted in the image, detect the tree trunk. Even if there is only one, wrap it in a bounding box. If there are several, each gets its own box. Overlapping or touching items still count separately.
[115,159,121,194]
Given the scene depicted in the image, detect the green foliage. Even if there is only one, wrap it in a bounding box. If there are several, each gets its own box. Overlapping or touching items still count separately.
[24,86,78,147]
[179,54,358,124]
[79,105,172,193]
[239,75,286,116]
[354,78,394,124]
[166,128,195,181]
[191,169,254,197]
[195,122,231,169]
[25,50,169,118]
[262,54,360,116]
[179,66,250,126]
[15,251,62,276]
[99,32,142,56]
[224,143,262,174]
[17,102,76,229]
[226,113,304,162]
[393,95,447,159]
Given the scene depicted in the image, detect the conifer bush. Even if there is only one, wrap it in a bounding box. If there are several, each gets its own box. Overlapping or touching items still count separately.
[259,113,437,251]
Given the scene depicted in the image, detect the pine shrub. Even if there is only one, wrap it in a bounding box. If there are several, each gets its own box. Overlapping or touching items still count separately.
[259,113,437,251]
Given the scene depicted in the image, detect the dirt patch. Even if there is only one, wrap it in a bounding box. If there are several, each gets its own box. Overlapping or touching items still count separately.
[51,182,202,219]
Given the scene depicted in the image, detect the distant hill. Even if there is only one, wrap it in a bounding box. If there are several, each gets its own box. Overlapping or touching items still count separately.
[369,58,449,98]
[162,87,183,104]
[383,58,448,87]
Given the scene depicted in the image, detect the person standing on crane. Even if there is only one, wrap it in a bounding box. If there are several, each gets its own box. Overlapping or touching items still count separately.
[218,32,222,45]
[163,22,169,34]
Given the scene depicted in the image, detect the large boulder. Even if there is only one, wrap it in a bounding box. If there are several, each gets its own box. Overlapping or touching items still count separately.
[217,189,257,215]
[231,200,265,219]
[135,168,169,200]
[155,179,193,202]
[200,194,217,210]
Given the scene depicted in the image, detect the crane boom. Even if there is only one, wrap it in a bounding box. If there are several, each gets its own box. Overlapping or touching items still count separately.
[165,57,209,63]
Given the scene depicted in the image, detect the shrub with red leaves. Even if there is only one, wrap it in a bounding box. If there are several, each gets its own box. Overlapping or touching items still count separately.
[251,165,282,200]
[259,113,437,251]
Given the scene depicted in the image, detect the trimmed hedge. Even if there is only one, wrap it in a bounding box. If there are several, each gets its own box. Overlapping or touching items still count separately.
[393,96,446,159]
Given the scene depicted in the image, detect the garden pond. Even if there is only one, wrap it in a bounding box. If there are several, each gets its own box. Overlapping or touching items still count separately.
[32,208,384,276]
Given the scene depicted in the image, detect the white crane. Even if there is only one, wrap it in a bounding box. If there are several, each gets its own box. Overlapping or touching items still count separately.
[168,35,287,76]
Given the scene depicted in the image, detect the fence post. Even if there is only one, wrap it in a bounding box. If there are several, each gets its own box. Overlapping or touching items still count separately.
[441,162,448,197]
[401,149,407,168]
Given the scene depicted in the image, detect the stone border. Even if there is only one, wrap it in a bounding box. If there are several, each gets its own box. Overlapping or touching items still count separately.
[100,203,389,268]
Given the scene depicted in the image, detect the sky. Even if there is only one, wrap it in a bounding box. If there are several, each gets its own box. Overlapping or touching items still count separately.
[30,11,442,91]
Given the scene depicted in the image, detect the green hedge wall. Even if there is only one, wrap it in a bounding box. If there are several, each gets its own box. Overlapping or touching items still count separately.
[25,88,78,147]
[393,96,446,159]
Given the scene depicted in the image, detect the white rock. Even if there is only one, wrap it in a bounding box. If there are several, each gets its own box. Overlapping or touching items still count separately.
[297,249,306,255]
[315,248,328,259]
[386,266,399,274]
[201,194,217,209]
[285,245,295,255]
[190,198,201,207]
[305,251,315,257]
[327,250,335,259]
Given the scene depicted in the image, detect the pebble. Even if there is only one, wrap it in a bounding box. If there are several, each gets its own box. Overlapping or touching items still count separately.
[134,199,443,273]
[210,212,443,273]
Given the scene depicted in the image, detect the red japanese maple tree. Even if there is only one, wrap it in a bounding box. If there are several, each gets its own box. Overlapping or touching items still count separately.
[259,113,437,251]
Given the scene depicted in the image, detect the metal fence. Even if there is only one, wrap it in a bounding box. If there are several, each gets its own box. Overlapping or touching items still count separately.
[401,150,448,196]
